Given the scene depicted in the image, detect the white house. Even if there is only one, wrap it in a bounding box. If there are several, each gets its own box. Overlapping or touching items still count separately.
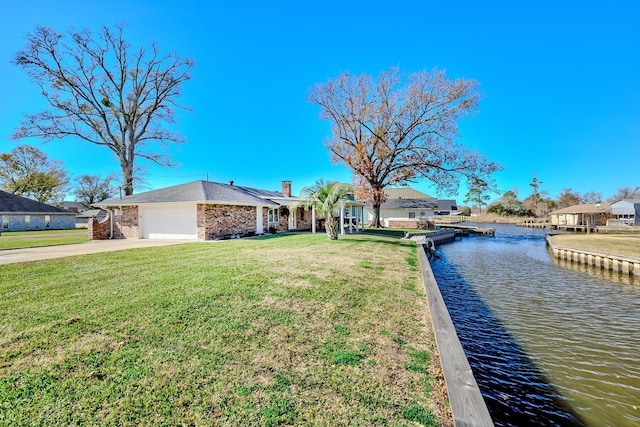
[364,187,458,228]
[610,199,640,226]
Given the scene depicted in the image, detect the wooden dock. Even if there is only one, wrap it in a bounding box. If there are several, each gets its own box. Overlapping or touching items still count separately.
[517,222,554,229]
[437,224,495,236]
[404,229,457,244]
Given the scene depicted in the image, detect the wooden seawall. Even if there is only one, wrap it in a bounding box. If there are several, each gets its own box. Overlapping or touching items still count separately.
[417,242,495,426]
[546,236,640,276]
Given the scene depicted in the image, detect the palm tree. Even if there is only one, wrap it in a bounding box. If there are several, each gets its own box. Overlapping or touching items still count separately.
[293,179,354,240]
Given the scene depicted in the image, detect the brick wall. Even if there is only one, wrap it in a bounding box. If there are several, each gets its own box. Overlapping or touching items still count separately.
[114,206,139,238]
[89,207,138,239]
[277,208,288,231]
[88,214,111,240]
[198,204,257,239]
[1,214,75,232]
[294,207,313,231]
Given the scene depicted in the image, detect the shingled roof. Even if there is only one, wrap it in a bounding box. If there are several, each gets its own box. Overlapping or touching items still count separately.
[0,190,71,214]
[94,180,285,208]
[381,198,439,209]
[549,203,611,215]
[384,188,434,200]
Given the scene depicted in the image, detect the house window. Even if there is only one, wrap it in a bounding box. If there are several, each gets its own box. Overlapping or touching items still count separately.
[2,215,8,229]
[45,215,51,229]
[268,208,279,223]
[25,215,31,229]
[408,212,416,219]
[298,208,304,221]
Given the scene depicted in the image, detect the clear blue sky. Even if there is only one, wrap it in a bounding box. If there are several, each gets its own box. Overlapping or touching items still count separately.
[1,0,638,203]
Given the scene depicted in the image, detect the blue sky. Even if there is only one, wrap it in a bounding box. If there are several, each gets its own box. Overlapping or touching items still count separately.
[1,1,638,203]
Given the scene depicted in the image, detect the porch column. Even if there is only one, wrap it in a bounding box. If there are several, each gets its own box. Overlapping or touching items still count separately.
[312,206,316,234]
[340,202,345,235]
[256,206,264,234]
[348,205,353,234]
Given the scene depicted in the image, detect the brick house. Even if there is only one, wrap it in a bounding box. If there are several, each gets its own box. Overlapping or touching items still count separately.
[0,190,76,232]
[90,180,315,240]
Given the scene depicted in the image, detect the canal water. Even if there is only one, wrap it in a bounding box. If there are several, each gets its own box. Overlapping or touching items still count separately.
[429,224,640,427]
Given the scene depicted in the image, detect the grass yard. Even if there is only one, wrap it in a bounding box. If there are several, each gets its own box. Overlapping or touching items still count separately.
[0,229,88,251]
[0,233,450,426]
[548,233,640,259]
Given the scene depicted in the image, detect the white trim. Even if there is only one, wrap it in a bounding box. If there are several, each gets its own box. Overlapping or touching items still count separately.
[312,206,316,234]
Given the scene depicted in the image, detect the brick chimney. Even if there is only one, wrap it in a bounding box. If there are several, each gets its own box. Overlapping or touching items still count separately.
[281,180,292,197]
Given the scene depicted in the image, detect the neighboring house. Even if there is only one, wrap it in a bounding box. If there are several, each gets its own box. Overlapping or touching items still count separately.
[436,199,459,216]
[60,201,86,213]
[75,209,107,228]
[0,190,77,231]
[61,201,102,228]
[90,180,365,240]
[549,203,611,229]
[364,187,458,228]
[610,199,640,226]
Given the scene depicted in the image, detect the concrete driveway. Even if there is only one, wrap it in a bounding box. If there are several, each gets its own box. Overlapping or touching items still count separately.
[0,239,193,265]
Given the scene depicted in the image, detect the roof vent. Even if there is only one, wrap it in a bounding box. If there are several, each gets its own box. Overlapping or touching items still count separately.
[229,180,234,186]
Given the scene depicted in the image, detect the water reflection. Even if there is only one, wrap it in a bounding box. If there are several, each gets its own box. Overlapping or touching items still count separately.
[431,224,640,427]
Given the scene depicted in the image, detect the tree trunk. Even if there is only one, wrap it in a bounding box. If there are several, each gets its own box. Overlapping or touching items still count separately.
[121,157,134,196]
[371,204,382,228]
[370,186,385,228]
[325,216,339,240]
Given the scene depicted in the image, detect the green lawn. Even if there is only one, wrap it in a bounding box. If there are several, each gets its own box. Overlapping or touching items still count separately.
[0,233,450,426]
[0,229,88,250]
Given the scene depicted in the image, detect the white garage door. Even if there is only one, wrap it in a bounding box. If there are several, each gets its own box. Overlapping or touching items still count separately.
[140,204,197,240]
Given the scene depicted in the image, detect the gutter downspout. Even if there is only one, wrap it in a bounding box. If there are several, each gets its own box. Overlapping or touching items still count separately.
[103,208,113,239]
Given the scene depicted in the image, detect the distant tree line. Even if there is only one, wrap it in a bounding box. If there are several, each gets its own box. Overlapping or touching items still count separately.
[468,173,639,219]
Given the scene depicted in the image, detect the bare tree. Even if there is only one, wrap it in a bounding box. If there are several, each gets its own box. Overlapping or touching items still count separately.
[12,25,194,195]
[608,187,640,202]
[308,67,499,227]
[74,174,117,208]
[580,191,602,204]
